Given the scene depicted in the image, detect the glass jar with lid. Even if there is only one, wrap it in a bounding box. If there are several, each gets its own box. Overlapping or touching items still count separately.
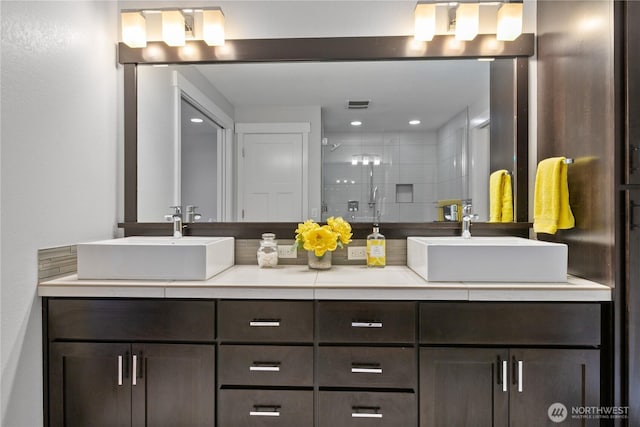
[257,233,278,268]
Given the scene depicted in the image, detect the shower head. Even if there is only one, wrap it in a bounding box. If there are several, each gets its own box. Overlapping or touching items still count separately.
[329,143,342,152]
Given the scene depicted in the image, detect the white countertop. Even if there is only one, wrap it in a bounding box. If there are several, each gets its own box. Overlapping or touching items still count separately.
[38,265,612,301]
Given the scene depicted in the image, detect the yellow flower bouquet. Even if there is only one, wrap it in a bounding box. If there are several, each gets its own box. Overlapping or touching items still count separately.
[294,216,352,257]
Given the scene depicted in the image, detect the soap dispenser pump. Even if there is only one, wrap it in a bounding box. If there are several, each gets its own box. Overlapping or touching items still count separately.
[366,224,386,268]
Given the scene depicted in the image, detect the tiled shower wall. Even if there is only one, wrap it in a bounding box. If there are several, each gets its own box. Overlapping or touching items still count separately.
[436,109,469,202]
[322,131,439,223]
[322,112,470,223]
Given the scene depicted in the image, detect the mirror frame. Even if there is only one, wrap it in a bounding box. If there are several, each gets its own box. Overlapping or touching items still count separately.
[119,34,534,238]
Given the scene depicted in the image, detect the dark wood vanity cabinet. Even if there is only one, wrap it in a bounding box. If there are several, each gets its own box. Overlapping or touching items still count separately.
[317,301,418,427]
[419,303,602,427]
[217,300,314,427]
[45,299,216,427]
[44,298,606,427]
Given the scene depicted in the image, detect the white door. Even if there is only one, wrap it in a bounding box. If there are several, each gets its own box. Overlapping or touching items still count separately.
[239,130,308,221]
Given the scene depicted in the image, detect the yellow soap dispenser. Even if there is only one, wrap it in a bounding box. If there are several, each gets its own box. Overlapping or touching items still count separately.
[366,224,386,268]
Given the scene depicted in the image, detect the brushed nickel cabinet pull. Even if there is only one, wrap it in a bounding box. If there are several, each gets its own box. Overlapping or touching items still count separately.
[250,362,281,372]
[352,407,383,418]
[351,321,383,328]
[250,406,281,417]
[117,355,123,386]
[502,360,508,392]
[132,355,138,386]
[517,360,523,392]
[351,363,383,374]
[249,319,281,327]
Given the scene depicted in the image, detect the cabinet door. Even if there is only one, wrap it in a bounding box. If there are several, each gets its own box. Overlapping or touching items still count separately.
[49,342,132,427]
[627,190,640,424]
[509,349,600,426]
[131,343,215,427]
[420,347,509,427]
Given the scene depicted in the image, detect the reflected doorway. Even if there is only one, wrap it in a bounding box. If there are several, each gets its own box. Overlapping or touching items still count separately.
[181,97,223,222]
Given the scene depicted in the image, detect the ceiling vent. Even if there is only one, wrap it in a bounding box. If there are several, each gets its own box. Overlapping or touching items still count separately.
[347,100,370,110]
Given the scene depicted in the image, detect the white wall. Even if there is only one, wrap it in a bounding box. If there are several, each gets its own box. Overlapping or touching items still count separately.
[137,66,177,221]
[1,2,118,426]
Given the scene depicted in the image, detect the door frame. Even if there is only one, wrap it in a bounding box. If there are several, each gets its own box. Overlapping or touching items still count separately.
[235,122,311,221]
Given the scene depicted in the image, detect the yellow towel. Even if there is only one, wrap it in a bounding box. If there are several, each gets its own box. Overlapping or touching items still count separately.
[489,170,513,223]
[533,157,575,234]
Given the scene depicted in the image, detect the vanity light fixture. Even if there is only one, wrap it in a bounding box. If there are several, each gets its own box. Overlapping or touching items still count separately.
[455,3,480,41]
[120,7,225,48]
[413,1,523,42]
[162,10,186,46]
[496,2,523,41]
[202,9,225,46]
[121,11,147,48]
[414,3,437,41]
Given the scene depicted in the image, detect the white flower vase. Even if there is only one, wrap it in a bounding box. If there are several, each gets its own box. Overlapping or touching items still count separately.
[307,251,332,270]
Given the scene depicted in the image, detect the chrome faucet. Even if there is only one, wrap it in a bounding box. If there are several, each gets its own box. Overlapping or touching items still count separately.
[185,205,202,223]
[461,203,478,239]
[165,206,183,238]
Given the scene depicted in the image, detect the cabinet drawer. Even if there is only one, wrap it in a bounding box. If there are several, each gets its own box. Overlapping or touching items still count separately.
[218,345,313,387]
[218,389,313,427]
[318,391,417,427]
[218,301,313,342]
[318,346,416,389]
[318,302,415,343]
[420,302,601,346]
[48,299,215,342]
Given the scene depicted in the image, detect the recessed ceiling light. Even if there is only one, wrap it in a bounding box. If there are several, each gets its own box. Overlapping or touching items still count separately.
[190,118,204,123]
[409,120,421,125]
[351,121,362,126]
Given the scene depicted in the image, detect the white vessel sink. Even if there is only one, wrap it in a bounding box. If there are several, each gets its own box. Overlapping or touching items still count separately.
[407,236,567,282]
[77,236,235,280]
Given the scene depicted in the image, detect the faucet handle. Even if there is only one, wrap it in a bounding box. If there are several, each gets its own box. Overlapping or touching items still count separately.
[169,205,182,215]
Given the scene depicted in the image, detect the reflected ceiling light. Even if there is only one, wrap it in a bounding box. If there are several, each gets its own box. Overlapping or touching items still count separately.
[409,119,421,125]
[455,4,479,41]
[203,9,225,46]
[190,118,203,123]
[477,57,495,61]
[414,3,437,42]
[496,3,523,41]
[162,10,186,46]
[350,121,362,126]
[121,12,147,48]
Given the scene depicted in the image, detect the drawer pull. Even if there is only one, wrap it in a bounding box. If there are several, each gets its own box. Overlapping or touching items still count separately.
[351,321,383,328]
[250,362,281,372]
[351,363,383,374]
[352,407,383,418]
[250,406,281,417]
[249,319,281,327]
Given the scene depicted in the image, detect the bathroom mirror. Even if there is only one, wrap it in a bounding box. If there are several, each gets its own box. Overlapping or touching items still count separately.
[138,60,490,223]
[122,35,532,226]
